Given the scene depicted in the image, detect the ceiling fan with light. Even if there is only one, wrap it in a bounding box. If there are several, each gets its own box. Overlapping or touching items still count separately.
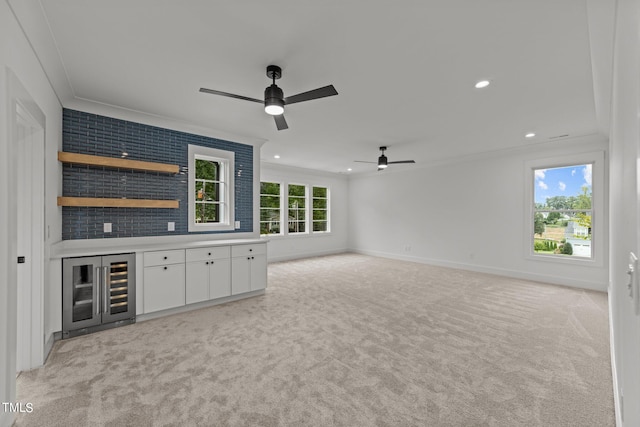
[355,146,416,171]
[199,65,338,131]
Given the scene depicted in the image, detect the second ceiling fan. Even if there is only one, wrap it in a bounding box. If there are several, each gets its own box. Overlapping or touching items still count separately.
[355,146,416,171]
[200,65,338,131]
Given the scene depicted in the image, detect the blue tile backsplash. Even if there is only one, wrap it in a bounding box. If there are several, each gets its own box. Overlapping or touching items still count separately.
[62,109,253,240]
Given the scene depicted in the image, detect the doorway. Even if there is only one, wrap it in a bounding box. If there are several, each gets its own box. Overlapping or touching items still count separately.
[12,78,45,373]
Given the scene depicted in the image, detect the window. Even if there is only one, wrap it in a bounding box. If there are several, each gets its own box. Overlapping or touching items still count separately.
[312,186,329,232]
[188,145,234,232]
[288,184,306,233]
[260,182,281,235]
[526,151,603,263]
[260,180,331,237]
[533,164,592,258]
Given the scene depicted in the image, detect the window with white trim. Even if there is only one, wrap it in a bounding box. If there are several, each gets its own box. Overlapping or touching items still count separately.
[188,145,234,232]
[260,182,281,235]
[312,186,329,232]
[533,164,592,258]
[260,181,331,236]
[525,151,603,263]
[288,184,306,234]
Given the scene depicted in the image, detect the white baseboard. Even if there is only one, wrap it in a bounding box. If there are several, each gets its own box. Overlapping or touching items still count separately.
[609,290,623,426]
[267,248,349,263]
[136,290,265,322]
[350,248,607,292]
[43,332,56,364]
[0,412,15,427]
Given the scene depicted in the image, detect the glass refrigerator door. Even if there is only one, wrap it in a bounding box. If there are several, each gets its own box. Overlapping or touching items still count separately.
[102,254,136,323]
[62,256,103,333]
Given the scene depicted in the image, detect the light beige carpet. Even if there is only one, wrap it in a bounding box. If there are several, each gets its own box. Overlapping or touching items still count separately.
[16,254,614,426]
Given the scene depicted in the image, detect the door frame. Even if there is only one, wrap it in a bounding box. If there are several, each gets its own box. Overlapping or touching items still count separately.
[9,69,46,372]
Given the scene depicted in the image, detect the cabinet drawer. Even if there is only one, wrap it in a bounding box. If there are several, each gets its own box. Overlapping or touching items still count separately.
[231,243,266,258]
[186,246,230,262]
[144,249,185,267]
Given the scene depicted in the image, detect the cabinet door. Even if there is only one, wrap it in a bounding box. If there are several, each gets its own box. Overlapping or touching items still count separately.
[144,264,185,313]
[185,261,209,304]
[209,258,231,299]
[250,254,268,291]
[231,257,251,295]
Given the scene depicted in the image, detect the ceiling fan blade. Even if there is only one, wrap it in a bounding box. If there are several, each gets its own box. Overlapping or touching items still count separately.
[388,160,416,164]
[274,114,288,131]
[199,88,263,104]
[285,85,338,105]
[354,160,377,164]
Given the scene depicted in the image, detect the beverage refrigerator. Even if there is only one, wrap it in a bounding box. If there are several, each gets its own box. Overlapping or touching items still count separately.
[62,253,136,338]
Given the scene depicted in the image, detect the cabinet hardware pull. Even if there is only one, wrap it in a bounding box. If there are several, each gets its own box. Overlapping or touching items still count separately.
[249,249,253,252]
[251,256,254,260]
[164,256,167,260]
[96,267,101,315]
[103,266,109,314]
[208,252,211,256]
[206,262,209,265]
[164,266,167,270]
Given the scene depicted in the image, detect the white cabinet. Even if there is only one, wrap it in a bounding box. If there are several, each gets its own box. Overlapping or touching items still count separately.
[231,243,267,295]
[140,241,266,316]
[143,249,186,313]
[185,246,231,303]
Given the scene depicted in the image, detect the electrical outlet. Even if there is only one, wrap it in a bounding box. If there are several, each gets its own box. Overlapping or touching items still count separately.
[104,223,112,233]
[235,221,240,229]
[168,222,175,231]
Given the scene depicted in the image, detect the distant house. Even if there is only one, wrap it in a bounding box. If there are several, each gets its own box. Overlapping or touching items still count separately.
[565,220,589,238]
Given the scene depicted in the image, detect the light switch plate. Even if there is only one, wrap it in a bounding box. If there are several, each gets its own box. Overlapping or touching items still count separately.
[104,223,112,233]
[168,222,175,231]
[235,221,240,229]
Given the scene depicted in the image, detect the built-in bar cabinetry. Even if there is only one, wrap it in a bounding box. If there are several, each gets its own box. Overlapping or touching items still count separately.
[143,249,186,313]
[185,246,231,304]
[141,241,267,315]
[231,244,267,294]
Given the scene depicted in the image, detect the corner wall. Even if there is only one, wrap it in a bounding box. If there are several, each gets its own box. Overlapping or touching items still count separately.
[348,135,609,291]
[260,163,349,262]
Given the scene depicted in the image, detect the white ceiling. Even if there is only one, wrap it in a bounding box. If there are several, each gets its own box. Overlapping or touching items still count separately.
[12,0,615,174]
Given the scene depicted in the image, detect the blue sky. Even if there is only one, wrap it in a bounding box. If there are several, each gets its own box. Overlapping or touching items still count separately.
[534,164,592,204]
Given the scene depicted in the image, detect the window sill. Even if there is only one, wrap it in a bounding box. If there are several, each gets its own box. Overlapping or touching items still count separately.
[525,252,601,267]
[261,232,332,239]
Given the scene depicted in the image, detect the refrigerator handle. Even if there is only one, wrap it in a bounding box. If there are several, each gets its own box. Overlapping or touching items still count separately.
[103,266,109,314]
[95,266,101,315]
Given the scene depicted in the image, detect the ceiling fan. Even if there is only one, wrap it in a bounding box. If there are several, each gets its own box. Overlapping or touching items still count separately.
[199,65,338,131]
[355,146,416,171]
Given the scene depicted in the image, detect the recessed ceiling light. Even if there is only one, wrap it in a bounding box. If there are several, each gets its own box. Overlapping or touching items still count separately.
[274,155,280,159]
[347,168,352,172]
[525,133,536,138]
[475,80,490,89]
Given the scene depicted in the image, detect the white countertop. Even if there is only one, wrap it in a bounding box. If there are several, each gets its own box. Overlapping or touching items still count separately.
[51,235,268,258]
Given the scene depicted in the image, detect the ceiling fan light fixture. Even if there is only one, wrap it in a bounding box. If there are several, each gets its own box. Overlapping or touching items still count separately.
[264,84,285,115]
[378,155,388,168]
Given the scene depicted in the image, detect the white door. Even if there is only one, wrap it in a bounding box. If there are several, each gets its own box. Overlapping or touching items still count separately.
[15,103,44,373]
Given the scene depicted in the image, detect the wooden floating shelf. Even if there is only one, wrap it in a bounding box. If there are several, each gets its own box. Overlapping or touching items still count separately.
[58,151,180,174]
[58,197,179,209]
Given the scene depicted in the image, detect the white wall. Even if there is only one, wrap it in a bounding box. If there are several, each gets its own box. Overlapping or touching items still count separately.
[608,0,640,424]
[261,163,349,262]
[348,135,609,291]
[0,2,62,426]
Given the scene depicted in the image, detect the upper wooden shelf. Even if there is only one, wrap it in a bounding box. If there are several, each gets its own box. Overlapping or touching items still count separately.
[58,151,180,174]
[58,197,179,209]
